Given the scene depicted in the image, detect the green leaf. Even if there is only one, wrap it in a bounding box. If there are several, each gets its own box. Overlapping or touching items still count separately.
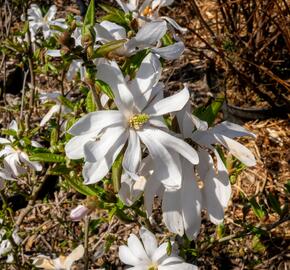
[99,14,128,27]
[48,164,71,175]
[122,49,149,77]
[249,197,266,220]
[50,128,58,147]
[1,129,17,137]
[95,80,114,99]
[66,176,99,196]
[84,0,95,27]
[112,152,124,193]
[252,235,266,253]
[29,153,66,163]
[93,39,127,58]
[194,95,224,126]
[86,91,96,113]
[98,3,124,15]
[161,33,174,46]
[58,95,75,111]
[166,240,172,256]
[267,192,282,215]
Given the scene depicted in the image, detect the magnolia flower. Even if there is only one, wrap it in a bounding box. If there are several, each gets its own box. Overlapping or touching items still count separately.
[0,121,42,178]
[65,53,198,188]
[27,4,66,41]
[116,0,187,32]
[178,103,256,224]
[39,92,72,127]
[33,245,84,270]
[95,20,185,60]
[119,226,198,269]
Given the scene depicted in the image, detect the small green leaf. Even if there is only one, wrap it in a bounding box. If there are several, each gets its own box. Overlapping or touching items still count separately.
[58,95,74,111]
[122,49,149,77]
[29,153,66,163]
[112,152,124,193]
[194,95,224,126]
[161,33,174,46]
[95,80,114,99]
[84,0,95,27]
[166,240,172,256]
[48,164,71,175]
[66,176,99,196]
[267,192,282,215]
[86,91,96,112]
[252,235,266,253]
[50,128,58,147]
[93,39,127,58]
[249,197,266,220]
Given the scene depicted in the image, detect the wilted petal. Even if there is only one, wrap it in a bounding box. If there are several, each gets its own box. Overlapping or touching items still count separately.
[63,245,85,269]
[152,41,185,60]
[68,110,124,136]
[145,86,189,116]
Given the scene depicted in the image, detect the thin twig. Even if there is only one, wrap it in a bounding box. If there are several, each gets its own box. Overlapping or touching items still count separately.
[84,215,90,270]
[20,70,29,120]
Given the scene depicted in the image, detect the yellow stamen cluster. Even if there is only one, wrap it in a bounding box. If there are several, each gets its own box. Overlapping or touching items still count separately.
[148,264,158,270]
[143,6,153,16]
[129,114,149,130]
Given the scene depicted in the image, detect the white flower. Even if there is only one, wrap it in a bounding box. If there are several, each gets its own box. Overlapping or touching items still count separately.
[95,20,185,60]
[33,245,84,270]
[27,4,66,41]
[39,92,72,127]
[116,0,187,32]
[178,103,256,224]
[0,121,43,178]
[0,229,22,262]
[65,53,198,187]
[119,226,198,269]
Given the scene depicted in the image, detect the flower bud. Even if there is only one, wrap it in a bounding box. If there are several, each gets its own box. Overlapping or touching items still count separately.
[58,32,75,48]
[70,205,90,221]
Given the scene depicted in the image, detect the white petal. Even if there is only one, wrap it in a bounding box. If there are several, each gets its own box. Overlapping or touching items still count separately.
[181,160,202,239]
[139,227,158,258]
[145,86,189,116]
[128,234,150,262]
[8,120,18,132]
[214,134,256,166]
[84,126,127,162]
[65,133,96,159]
[4,153,26,177]
[128,53,162,112]
[66,60,83,81]
[40,104,61,127]
[162,16,188,32]
[68,110,124,136]
[162,189,184,236]
[97,62,133,115]
[0,138,11,144]
[46,49,61,57]
[159,263,198,270]
[94,23,115,43]
[212,121,256,139]
[0,145,15,157]
[63,245,84,269]
[28,4,42,20]
[116,0,130,12]
[82,133,127,184]
[144,174,162,216]
[45,5,57,21]
[143,128,199,165]
[19,152,42,171]
[152,41,185,60]
[138,129,182,188]
[134,21,167,46]
[100,21,126,40]
[152,243,168,264]
[122,130,141,179]
[119,246,142,266]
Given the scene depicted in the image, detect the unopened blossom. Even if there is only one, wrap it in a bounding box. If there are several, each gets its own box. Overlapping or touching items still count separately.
[116,0,187,32]
[178,102,256,224]
[70,205,90,221]
[27,4,66,41]
[65,53,198,187]
[119,226,198,269]
[0,121,42,178]
[39,92,72,127]
[33,245,84,270]
[95,20,185,60]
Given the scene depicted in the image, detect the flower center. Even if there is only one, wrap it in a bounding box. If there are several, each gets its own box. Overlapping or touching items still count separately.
[142,6,153,16]
[129,114,149,130]
[148,264,158,270]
